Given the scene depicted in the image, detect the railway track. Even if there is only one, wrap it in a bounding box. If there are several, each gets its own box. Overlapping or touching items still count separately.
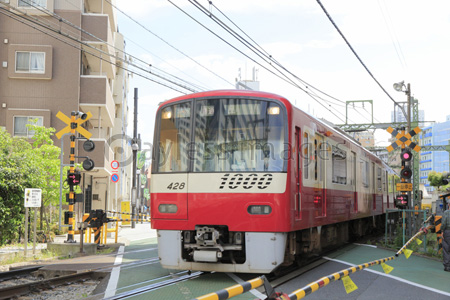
[0,270,98,300]
[0,253,159,299]
[89,271,205,300]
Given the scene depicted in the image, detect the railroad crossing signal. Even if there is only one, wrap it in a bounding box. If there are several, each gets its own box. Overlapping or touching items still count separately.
[386,126,421,153]
[394,194,409,209]
[55,111,93,139]
[67,171,81,186]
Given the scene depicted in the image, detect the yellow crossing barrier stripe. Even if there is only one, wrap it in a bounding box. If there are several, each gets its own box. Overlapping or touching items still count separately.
[193,277,264,300]
[288,256,395,300]
[194,217,434,300]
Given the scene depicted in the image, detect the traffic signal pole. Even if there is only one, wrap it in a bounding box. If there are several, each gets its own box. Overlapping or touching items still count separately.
[66,112,77,243]
[131,88,138,229]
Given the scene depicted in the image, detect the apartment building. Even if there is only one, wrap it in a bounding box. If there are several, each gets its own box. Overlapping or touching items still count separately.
[0,0,132,220]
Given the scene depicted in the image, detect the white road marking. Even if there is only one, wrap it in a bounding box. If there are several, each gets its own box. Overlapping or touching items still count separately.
[104,246,125,298]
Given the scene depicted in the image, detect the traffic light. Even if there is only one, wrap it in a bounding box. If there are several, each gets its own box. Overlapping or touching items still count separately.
[400,147,413,181]
[67,171,81,186]
[394,194,408,209]
[400,148,412,162]
[400,167,412,180]
[82,158,95,171]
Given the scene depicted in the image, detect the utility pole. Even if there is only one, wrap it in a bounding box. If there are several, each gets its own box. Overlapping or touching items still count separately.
[131,88,138,229]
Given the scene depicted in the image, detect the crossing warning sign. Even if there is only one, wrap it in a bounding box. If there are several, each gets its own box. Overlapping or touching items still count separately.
[386,126,421,152]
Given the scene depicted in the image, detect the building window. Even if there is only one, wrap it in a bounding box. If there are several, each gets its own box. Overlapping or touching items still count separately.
[15,51,45,73]
[13,116,43,137]
[18,0,47,8]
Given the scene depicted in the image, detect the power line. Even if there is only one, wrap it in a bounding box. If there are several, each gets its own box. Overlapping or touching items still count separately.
[377,0,408,71]
[9,0,203,93]
[168,0,348,123]
[0,7,189,94]
[197,0,347,106]
[315,0,406,118]
[105,0,235,88]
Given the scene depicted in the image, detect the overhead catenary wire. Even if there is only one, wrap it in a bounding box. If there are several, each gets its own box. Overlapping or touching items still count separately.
[5,0,203,94]
[204,0,347,106]
[205,0,383,125]
[168,0,349,124]
[184,0,376,125]
[377,0,408,71]
[315,0,408,120]
[104,0,235,88]
[0,7,189,95]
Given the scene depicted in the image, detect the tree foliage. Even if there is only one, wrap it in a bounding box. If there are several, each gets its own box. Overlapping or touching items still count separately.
[0,123,61,245]
[427,171,450,191]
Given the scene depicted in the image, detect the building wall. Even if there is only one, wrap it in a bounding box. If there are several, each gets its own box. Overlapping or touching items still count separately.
[0,0,130,222]
[419,119,450,193]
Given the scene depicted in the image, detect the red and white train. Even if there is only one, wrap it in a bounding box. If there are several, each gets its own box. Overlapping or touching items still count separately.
[151,90,396,273]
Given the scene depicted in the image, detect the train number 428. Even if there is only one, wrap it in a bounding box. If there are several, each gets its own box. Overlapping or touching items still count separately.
[167,182,185,190]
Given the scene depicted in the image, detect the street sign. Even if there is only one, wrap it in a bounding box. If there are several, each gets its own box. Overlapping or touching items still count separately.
[111,160,119,170]
[111,173,119,183]
[386,126,421,152]
[24,188,42,207]
[55,111,93,139]
[396,183,413,192]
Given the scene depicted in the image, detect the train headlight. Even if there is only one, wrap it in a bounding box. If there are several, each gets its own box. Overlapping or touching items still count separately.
[158,204,178,213]
[161,107,172,119]
[267,106,280,115]
[247,205,272,215]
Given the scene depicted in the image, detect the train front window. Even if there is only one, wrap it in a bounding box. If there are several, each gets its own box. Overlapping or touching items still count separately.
[193,98,285,172]
[156,102,191,172]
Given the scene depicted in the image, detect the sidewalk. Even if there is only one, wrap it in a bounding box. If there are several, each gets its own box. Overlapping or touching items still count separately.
[0,223,157,271]
[52,222,156,246]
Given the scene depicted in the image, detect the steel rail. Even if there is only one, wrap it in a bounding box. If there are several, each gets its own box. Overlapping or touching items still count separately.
[0,271,95,300]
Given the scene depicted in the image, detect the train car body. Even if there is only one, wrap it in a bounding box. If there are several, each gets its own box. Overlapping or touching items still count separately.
[151,90,396,273]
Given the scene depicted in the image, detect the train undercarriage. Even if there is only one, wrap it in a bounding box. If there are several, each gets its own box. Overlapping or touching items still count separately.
[158,215,385,274]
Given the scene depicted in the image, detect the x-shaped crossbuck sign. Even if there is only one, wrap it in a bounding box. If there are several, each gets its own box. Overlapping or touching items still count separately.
[55,111,93,139]
[386,126,421,153]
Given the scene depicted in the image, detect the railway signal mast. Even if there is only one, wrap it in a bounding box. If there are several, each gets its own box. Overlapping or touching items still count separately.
[395,147,413,209]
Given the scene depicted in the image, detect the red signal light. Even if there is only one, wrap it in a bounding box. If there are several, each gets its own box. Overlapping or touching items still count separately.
[400,149,412,162]
[401,167,412,180]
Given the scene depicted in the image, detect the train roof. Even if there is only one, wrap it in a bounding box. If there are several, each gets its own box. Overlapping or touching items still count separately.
[157,89,291,107]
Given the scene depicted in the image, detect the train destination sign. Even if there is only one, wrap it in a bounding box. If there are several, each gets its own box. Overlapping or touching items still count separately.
[396,183,413,192]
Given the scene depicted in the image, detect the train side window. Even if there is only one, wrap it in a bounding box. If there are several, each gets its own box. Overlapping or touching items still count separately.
[377,167,382,192]
[332,146,347,184]
[361,160,369,188]
[303,132,309,179]
[157,102,191,172]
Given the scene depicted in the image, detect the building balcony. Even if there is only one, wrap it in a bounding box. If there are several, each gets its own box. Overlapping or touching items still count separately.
[84,0,117,33]
[81,13,116,79]
[78,139,113,177]
[80,75,114,128]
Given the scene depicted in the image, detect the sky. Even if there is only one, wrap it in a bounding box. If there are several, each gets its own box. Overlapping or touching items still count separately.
[115,0,450,149]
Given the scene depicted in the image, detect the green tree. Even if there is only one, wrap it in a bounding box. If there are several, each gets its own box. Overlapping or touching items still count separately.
[0,128,38,245]
[27,123,61,232]
[0,123,62,246]
[428,171,450,191]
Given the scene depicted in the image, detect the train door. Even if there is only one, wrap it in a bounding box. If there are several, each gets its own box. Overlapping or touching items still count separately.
[350,151,357,212]
[372,162,376,210]
[295,127,301,220]
[314,134,325,217]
